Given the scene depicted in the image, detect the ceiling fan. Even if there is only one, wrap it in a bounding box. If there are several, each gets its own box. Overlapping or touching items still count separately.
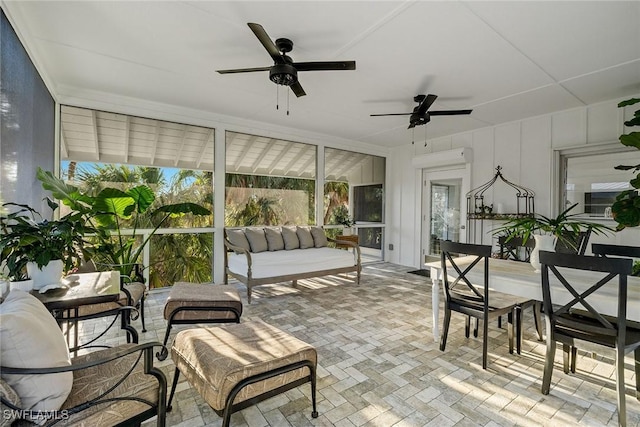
[370,94,472,129]
[216,23,356,97]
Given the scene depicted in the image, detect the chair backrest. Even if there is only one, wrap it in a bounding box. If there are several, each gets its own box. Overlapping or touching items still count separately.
[498,235,534,261]
[554,229,591,255]
[440,240,491,305]
[592,243,640,258]
[539,250,632,338]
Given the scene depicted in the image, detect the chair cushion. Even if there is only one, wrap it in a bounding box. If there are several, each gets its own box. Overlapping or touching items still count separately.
[281,227,300,250]
[245,228,269,253]
[164,283,243,321]
[264,227,285,251]
[171,320,316,412]
[0,379,21,427]
[296,226,315,249]
[0,290,73,415]
[310,226,328,248]
[60,344,160,426]
[226,229,251,253]
[74,282,146,317]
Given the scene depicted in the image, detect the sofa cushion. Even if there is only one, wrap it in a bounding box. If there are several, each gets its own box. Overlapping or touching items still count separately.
[281,227,300,250]
[310,226,328,248]
[245,228,269,253]
[227,229,251,253]
[297,226,315,249]
[0,290,73,416]
[264,227,285,251]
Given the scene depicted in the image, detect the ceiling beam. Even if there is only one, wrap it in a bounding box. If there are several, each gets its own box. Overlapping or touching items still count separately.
[325,150,349,179]
[268,141,294,174]
[282,147,307,175]
[196,129,213,168]
[175,125,189,167]
[333,153,362,179]
[150,122,160,164]
[123,116,130,163]
[295,154,316,178]
[250,142,273,173]
[90,110,100,161]
[232,135,257,171]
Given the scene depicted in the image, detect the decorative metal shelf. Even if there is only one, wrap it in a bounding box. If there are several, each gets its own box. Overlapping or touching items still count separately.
[466,166,535,244]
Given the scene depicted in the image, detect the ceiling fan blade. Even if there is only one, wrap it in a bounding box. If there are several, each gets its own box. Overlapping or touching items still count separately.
[216,66,271,74]
[247,23,281,62]
[370,113,412,117]
[294,61,356,71]
[429,109,473,116]
[417,94,438,115]
[407,123,416,129]
[290,81,306,97]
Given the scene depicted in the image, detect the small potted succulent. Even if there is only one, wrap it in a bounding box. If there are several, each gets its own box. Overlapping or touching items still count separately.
[0,199,89,290]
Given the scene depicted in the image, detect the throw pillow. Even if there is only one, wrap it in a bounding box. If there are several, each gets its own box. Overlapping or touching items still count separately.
[296,226,315,249]
[264,227,285,251]
[245,228,269,253]
[226,229,251,253]
[281,227,300,250]
[0,378,21,427]
[310,226,329,248]
[0,290,73,415]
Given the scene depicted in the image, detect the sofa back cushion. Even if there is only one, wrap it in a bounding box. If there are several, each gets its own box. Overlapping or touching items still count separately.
[245,228,269,253]
[0,290,73,415]
[310,226,329,248]
[297,226,315,249]
[264,227,285,251]
[227,229,251,253]
[281,227,300,250]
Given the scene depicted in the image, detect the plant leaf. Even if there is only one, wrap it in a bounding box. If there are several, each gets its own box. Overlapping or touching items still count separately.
[152,202,211,218]
[620,132,640,149]
[126,186,155,214]
[93,188,135,227]
[618,98,640,108]
[624,116,640,127]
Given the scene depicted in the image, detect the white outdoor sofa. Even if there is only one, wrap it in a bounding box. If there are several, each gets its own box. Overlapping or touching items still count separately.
[224,226,361,303]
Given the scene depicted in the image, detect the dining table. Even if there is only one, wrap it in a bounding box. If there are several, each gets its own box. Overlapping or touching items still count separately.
[424,256,640,342]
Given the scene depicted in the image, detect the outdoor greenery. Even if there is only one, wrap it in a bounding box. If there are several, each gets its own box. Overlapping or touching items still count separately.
[611,98,640,230]
[40,165,212,288]
[0,200,89,281]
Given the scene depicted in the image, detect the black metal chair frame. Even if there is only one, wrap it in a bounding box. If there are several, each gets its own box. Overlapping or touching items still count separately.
[156,306,242,360]
[539,250,639,427]
[0,342,167,427]
[439,240,521,370]
[167,360,318,427]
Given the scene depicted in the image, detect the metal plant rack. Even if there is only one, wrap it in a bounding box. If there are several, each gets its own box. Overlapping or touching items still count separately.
[466,166,535,244]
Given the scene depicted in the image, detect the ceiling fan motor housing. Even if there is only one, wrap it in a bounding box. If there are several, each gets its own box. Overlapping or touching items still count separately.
[270,63,298,86]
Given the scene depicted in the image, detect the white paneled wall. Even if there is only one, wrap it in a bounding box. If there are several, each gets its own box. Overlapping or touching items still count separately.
[387,95,640,267]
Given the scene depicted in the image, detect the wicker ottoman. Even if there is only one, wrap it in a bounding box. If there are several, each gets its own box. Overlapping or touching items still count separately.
[156,283,242,360]
[167,321,318,426]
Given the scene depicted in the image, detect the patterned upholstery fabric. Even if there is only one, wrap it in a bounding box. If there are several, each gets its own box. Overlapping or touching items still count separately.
[73,282,146,317]
[171,320,316,411]
[58,345,160,426]
[0,379,21,427]
[164,283,243,321]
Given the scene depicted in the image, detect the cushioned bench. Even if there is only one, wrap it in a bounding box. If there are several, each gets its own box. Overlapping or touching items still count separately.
[167,320,318,427]
[224,226,361,303]
[156,283,243,360]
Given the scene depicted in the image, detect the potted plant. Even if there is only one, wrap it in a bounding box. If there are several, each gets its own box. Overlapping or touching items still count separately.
[492,203,613,271]
[37,168,211,281]
[611,98,640,230]
[0,200,89,290]
[333,204,355,235]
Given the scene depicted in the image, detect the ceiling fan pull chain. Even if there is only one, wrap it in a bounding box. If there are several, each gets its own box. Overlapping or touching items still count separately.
[287,87,290,116]
[424,125,428,147]
[411,127,415,145]
[276,85,279,111]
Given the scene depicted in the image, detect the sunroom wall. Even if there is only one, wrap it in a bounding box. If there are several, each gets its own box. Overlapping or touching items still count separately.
[386,95,640,269]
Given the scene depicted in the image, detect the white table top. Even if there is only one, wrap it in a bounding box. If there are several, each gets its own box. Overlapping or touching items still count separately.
[425,256,640,322]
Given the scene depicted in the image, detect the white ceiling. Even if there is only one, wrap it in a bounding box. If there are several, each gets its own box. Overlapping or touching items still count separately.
[3,1,640,148]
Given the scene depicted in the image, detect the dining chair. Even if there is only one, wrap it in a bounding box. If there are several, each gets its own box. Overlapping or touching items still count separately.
[496,236,543,352]
[439,240,530,369]
[539,250,640,427]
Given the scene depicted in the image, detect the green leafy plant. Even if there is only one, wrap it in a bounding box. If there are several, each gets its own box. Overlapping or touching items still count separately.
[492,203,613,249]
[611,98,640,230]
[0,199,89,281]
[332,204,354,227]
[37,168,211,279]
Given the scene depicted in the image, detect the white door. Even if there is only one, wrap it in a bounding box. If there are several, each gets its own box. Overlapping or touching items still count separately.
[422,167,470,263]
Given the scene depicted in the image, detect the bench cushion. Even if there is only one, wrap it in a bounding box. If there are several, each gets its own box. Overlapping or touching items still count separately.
[228,247,356,279]
[281,227,300,250]
[264,227,285,251]
[171,321,316,412]
[164,283,242,321]
[227,229,251,253]
[310,226,328,248]
[245,228,268,253]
